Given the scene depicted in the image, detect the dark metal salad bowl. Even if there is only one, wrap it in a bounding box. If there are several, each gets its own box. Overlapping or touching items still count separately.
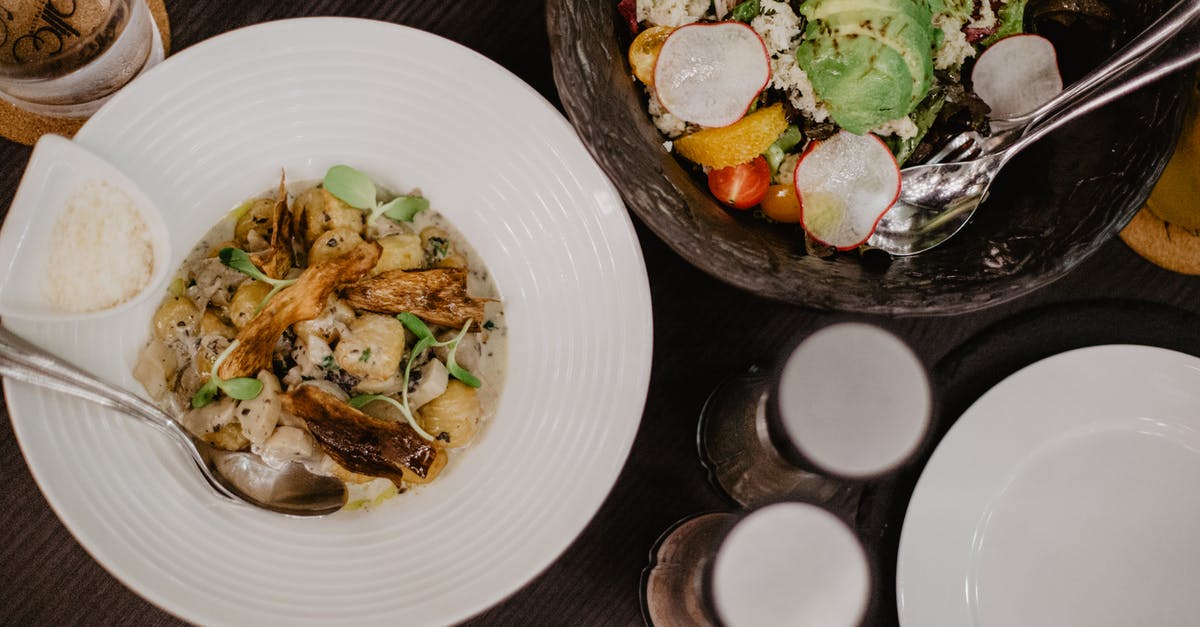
[547,0,1192,315]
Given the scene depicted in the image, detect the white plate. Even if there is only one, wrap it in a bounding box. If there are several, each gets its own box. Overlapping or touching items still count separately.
[897,345,1200,627]
[4,18,652,626]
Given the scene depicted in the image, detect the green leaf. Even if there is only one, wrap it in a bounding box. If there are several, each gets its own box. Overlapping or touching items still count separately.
[191,380,219,409]
[319,354,340,371]
[219,247,271,283]
[220,377,264,401]
[379,195,429,222]
[444,321,482,388]
[346,393,436,441]
[349,394,384,409]
[980,0,1028,47]
[731,0,759,22]
[398,312,435,341]
[447,360,482,388]
[323,165,377,210]
[359,347,372,363]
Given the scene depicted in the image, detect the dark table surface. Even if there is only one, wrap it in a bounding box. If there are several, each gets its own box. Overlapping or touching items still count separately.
[3,1,1200,625]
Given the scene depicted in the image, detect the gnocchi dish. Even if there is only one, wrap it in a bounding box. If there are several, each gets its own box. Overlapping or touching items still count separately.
[134,167,506,509]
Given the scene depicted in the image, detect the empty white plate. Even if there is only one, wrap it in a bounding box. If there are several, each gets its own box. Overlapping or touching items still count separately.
[897,345,1200,626]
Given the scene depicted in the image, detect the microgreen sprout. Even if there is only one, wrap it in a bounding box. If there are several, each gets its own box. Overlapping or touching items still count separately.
[218,247,297,311]
[322,165,429,224]
[397,313,481,388]
[191,340,264,408]
[349,394,437,442]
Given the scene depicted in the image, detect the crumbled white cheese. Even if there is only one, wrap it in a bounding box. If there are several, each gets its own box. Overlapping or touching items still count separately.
[751,0,801,55]
[46,179,155,312]
[752,0,830,123]
[933,13,976,70]
[967,1,997,31]
[636,0,709,27]
[773,53,831,123]
[662,140,674,152]
[872,116,919,139]
[647,94,689,138]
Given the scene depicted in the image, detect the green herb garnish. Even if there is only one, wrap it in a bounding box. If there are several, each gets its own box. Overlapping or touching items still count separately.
[218,247,297,311]
[191,340,264,408]
[359,348,372,363]
[397,313,481,388]
[731,0,760,22]
[322,165,428,224]
[349,393,437,442]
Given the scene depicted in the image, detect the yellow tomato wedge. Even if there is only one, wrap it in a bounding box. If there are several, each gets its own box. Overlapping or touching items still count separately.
[673,103,789,170]
[761,184,802,223]
[629,26,674,86]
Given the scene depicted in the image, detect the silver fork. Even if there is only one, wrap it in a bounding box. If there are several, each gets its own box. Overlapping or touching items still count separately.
[924,0,1200,166]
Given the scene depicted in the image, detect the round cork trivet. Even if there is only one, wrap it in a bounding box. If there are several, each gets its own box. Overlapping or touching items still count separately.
[0,0,171,146]
[1120,207,1200,275]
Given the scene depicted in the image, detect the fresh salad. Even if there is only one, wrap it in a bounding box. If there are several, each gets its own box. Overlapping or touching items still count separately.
[622,0,1064,253]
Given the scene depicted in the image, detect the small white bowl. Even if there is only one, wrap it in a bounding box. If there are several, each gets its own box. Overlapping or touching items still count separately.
[0,134,170,321]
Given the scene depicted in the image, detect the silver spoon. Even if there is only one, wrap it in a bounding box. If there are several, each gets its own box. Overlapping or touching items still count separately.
[0,325,347,516]
[869,26,1200,256]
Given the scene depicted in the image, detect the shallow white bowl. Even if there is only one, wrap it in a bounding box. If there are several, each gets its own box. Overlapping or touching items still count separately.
[0,134,170,321]
[3,18,652,626]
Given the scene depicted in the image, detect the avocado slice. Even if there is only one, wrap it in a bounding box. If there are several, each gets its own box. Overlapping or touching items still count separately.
[802,0,927,23]
[795,31,914,134]
[822,9,934,105]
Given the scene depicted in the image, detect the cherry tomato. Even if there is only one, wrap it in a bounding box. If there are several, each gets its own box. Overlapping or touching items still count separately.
[760,184,801,223]
[707,156,770,210]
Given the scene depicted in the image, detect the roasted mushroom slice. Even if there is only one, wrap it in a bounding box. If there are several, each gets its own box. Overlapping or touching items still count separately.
[281,385,443,484]
[218,241,381,380]
[340,268,486,329]
[248,173,297,280]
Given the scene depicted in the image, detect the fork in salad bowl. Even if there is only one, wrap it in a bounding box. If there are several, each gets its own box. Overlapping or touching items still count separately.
[869,23,1200,257]
[924,0,1200,169]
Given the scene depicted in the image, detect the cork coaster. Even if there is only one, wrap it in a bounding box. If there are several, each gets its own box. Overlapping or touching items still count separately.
[0,0,172,146]
[1120,207,1200,275]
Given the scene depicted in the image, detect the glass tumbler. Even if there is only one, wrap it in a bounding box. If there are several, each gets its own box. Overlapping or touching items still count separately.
[0,0,161,117]
[699,322,932,508]
[641,502,871,627]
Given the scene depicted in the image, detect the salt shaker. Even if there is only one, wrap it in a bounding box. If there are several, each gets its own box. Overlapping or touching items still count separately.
[699,322,932,508]
[642,502,871,627]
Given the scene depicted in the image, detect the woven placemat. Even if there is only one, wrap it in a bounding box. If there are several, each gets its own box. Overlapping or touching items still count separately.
[0,0,171,145]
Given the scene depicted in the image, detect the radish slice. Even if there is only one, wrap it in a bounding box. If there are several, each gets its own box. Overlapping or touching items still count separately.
[795,131,901,251]
[972,34,1063,120]
[653,22,770,128]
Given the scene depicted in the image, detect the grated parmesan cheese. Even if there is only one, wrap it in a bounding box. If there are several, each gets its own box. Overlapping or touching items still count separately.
[46,179,155,312]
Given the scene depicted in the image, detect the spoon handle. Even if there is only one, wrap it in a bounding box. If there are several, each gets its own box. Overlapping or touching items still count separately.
[1008,22,1200,158]
[1011,0,1200,126]
[0,325,186,440]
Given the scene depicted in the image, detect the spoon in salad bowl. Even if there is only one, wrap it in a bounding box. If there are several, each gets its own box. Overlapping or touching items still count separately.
[0,325,347,516]
[869,30,1200,257]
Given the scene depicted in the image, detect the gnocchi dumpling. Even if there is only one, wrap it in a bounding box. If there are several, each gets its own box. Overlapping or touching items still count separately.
[294,186,364,247]
[333,313,406,382]
[418,380,482,447]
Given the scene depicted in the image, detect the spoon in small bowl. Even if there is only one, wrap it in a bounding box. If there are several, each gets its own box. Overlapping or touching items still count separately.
[869,29,1200,257]
[0,325,347,516]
